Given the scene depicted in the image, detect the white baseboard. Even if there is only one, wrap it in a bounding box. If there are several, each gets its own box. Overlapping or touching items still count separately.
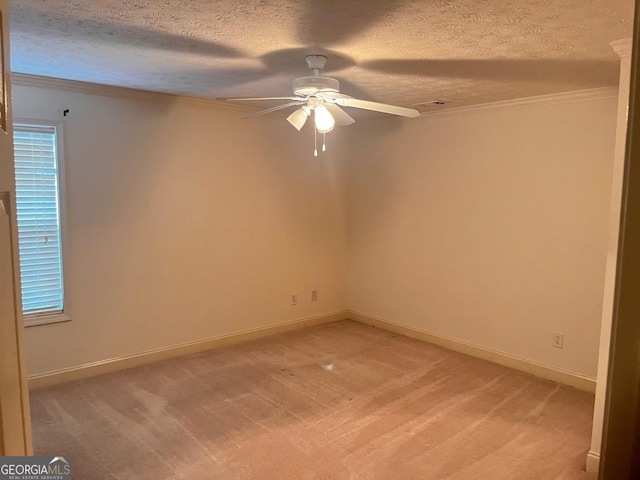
[348,310,596,393]
[586,450,600,474]
[29,310,596,394]
[28,311,348,390]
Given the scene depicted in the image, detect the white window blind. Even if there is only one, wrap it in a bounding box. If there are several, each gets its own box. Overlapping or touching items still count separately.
[13,124,65,316]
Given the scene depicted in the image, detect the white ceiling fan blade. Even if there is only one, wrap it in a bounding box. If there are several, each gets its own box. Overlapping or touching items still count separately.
[333,97,420,118]
[228,97,302,101]
[287,107,310,131]
[243,101,303,119]
[325,105,355,126]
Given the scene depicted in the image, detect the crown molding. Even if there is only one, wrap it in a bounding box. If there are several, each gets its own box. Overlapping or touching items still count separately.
[11,73,618,121]
[418,86,619,119]
[10,72,253,113]
[610,38,633,58]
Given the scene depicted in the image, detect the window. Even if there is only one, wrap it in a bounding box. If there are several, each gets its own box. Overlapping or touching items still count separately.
[13,122,68,325]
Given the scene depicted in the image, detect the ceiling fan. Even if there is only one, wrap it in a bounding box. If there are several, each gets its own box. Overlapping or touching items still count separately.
[228,55,420,155]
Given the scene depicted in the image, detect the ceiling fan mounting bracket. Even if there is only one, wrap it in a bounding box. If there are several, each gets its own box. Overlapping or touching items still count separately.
[305,55,328,71]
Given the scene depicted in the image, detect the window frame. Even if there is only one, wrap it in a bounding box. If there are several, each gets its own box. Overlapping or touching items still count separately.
[14,117,71,327]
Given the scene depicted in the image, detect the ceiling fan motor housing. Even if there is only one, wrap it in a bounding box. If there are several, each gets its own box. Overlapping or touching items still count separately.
[293,76,340,96]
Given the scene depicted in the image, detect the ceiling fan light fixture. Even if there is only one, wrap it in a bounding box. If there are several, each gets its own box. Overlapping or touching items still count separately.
[314,105,335,133]
[287,106,311,131]
[233,55,420,153]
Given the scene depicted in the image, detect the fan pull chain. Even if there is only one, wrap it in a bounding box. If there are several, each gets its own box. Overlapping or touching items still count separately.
[322,132,326,152]
[314,127,318,157]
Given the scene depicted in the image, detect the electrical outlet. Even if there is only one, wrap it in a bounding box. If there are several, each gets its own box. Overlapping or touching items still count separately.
[553,333,564,349]
[311,290,318,302]
[290,294,297,306]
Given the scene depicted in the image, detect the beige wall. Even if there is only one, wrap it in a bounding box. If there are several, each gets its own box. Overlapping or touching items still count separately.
[13,83,348,376]
[13,80,617,382]
[348,96,617,378]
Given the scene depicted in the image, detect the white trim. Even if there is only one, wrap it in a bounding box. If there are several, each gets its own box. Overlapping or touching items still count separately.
[28,310,349,389]
[13,119,71,325]
[586,450,600,474]
[28,309,597,393]
[610,38,633,58]
[348,310,596,393]
[14,117,72,327]
[587,36,633,474]
[23,313,71,327]
[10,73,253,113]
[12,73,617,120]
[419,87,618,119]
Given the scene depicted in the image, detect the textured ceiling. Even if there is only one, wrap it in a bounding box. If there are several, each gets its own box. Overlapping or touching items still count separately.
[9,0,635,115]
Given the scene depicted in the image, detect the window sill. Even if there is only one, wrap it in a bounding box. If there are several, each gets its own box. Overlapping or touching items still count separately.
[24,313,71,328]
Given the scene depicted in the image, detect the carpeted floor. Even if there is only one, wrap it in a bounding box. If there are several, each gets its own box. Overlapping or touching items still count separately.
[31,320,594,479]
